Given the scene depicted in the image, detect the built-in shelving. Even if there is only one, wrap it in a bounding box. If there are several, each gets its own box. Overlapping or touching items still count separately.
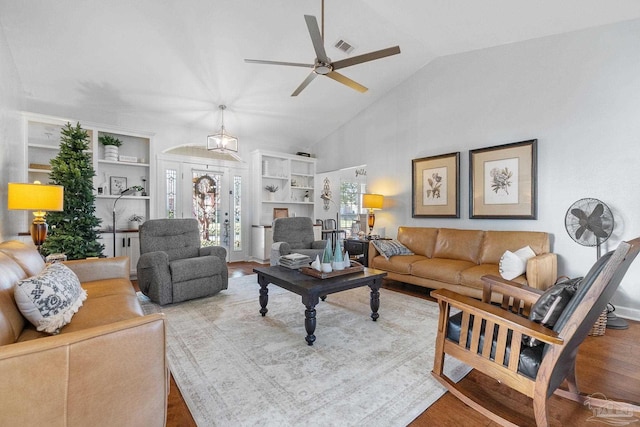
[250,149,316,261]
[22,113,153,265]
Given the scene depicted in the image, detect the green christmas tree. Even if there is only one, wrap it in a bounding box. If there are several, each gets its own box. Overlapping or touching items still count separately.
[41,122,104,259]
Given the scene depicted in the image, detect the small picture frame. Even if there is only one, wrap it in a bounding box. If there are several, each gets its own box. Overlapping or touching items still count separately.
[273,208,289,219]
[412,152,460,218]
[469,139,537,219]
[110,176,127,195]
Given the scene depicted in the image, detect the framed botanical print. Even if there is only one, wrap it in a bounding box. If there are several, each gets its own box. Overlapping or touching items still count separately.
[412,152,460,218]
[469,139,537,219]
[273,207,289,219]
[110,176,127,195]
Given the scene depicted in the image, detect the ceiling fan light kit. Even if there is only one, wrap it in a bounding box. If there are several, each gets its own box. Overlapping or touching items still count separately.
[244,0,400,96]
[207,105,238,153]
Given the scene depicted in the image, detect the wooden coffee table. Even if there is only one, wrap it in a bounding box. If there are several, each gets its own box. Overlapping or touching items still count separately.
[253,266,387,345]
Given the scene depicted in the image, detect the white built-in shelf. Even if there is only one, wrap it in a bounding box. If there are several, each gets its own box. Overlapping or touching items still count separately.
[98,159,150,167]
[27,168,51,174]
[96,195,150,200]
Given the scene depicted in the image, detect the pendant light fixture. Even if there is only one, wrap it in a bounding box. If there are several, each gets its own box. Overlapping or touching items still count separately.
[207,105,238,152]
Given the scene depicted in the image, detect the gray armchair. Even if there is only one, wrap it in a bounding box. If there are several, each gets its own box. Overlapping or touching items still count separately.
[137,218,228,305]
[271,217,327,265]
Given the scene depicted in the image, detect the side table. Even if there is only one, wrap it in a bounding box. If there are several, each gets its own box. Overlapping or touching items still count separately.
[344,239,369,267]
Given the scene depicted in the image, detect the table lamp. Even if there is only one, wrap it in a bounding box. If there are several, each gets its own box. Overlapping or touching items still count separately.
[362,193,384,237]
[8,181,64,252]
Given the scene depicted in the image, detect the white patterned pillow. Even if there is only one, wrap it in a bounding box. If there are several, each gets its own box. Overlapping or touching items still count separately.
[14,263,87,334]
[371,239,414,260]
[499,246,536,280]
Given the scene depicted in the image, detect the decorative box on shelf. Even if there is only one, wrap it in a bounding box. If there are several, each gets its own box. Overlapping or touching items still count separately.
[118,155,138,163]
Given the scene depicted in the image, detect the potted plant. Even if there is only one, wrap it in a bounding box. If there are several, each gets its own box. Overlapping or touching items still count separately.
[265,184,278,201]
[303,191,310,203]
[99,134,123,162]
[128,213,144,230]
[130,185,144,196]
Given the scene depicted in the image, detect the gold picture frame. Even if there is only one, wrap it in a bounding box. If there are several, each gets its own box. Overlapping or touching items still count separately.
[273,208,289,219]
[469,139,537,219]
[412,152,460,218]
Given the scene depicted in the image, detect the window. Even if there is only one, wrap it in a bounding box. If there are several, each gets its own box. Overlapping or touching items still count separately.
[340,179,366,237]
[165,169,177,218]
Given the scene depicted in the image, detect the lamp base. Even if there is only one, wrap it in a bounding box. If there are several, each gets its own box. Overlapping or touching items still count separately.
[367,212,376,236]
[30,220,48,252]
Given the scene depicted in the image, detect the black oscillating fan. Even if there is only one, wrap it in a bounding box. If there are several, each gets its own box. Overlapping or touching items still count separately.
[565,198,614,259]
[564,198,627,329]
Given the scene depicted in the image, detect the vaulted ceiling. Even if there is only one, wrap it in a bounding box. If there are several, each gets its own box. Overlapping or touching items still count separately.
[2,0,640,153]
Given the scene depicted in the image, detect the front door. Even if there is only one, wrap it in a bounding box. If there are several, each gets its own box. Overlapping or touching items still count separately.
[157,158,247,262]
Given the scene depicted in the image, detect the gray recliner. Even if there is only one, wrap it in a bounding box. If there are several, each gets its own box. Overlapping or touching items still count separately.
[137,218,228,305]
[271,217,327,265]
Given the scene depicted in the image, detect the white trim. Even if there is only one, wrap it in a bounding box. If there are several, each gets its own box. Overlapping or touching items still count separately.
[611,305,640,322]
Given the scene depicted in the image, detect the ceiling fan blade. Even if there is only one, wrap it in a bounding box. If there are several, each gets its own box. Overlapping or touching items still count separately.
[304,15,329,63]
[244,59,313,68]
[325,71,367,93]
[291,72,318,97]
[332,46,401,70]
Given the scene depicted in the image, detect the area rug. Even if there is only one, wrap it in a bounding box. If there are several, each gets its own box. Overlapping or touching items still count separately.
[139,275,470,426]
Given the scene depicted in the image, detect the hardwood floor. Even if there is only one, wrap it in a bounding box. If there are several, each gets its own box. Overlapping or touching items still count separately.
[158,262,640,426]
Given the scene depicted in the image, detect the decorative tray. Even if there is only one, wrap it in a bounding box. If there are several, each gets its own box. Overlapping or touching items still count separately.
[300,261,364,279]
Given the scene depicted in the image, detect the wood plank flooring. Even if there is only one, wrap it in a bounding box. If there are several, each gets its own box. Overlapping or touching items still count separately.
[151,262,640,427]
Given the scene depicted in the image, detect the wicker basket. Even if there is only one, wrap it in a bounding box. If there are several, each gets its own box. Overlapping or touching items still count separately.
[588,308,607,336]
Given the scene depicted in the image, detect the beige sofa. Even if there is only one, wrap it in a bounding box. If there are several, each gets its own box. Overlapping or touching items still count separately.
[368,227,557,299]
[0,240,168,426]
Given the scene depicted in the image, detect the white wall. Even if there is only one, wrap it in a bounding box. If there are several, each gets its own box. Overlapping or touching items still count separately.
[0,24,25,242]
[2,18,639,317]
[313,20,640,319]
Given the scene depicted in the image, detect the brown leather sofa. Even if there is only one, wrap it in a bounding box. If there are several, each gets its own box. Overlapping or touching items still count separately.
[0,240,168,426]
[368,227,557,299]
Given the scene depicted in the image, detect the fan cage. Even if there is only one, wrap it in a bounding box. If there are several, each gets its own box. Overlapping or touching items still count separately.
[564,198,614,248]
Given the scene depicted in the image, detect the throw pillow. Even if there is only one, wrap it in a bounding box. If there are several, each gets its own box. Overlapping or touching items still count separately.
[14,262,87,334]
[371,239,414,260]
[499,245,536,280]
[522,277,582,346]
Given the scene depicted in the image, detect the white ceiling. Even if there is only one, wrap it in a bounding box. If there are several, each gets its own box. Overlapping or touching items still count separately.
[2,0,640,152]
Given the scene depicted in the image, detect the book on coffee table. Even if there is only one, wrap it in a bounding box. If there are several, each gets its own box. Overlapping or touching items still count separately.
[279,253,312,269]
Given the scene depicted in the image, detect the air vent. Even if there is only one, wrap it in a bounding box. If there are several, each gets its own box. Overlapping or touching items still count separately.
[334,39,355,54]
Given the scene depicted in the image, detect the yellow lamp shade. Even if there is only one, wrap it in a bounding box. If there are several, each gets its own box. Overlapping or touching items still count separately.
[8,182,64,212]
[362,193,384,211]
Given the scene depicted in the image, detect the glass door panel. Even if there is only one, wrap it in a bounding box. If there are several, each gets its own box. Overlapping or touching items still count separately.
[187,167,245,262]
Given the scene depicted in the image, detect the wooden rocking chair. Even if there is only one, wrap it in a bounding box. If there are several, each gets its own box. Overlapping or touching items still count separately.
[431,237,640,426]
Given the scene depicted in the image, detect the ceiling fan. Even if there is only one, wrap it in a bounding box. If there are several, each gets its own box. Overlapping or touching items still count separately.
[244,0,401,96]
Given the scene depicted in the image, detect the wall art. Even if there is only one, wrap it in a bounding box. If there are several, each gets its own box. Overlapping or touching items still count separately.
[110,176,127,195]
[412,152,460,218]
[469,139,537,219]
[273,207,289,219]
